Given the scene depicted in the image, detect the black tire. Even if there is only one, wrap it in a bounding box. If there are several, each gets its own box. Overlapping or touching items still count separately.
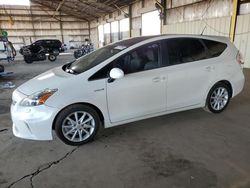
[24,56,33,64]
[55,104,100,146]
[205,82,231,113]
[48,54,57,62]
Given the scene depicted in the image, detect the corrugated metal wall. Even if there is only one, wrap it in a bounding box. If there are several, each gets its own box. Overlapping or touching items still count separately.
[90,21,98,49]
[166,0,231,24]
[162,16,231,36]
[0,4,90,50]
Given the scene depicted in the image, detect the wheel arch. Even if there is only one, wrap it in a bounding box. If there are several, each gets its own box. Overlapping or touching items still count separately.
[214,80,233,97]
[204,80,233,113]
[204,80,233,107]
[52,102,105,130]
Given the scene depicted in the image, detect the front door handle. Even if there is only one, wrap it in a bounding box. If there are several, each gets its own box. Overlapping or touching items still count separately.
[152,77,161,82]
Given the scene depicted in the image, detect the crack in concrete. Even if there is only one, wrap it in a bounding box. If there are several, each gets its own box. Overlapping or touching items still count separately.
[7,146,79,188]
[0,129,8,133]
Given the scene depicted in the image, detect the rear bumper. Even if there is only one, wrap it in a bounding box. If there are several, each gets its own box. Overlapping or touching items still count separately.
[231,71,245,97]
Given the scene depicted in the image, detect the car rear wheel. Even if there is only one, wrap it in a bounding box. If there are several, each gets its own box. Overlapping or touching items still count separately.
[205,83,231,113]
[55,104,100,145]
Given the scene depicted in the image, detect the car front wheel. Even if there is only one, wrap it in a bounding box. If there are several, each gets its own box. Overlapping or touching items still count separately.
[55,104,100,145]
[24,56,33,64]
[205,83,231,113]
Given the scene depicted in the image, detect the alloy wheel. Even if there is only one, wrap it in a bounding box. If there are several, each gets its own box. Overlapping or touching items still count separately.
[210,87,229,111]
[62,111,95,142]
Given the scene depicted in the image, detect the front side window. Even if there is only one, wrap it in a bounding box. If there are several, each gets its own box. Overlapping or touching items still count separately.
[115,43,160,74]
[89,42,160,80]
[166,38,206,66]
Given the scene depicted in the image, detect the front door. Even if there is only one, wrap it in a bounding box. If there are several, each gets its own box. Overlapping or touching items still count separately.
[106,42,167,123]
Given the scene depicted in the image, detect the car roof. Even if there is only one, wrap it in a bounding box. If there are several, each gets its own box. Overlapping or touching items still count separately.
[114,34,230,47]
[36,39,61,42]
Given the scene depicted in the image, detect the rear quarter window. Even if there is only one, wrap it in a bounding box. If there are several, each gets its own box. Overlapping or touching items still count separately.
[202,39,227,58]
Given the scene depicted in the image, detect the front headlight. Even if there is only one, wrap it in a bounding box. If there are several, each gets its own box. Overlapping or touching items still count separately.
[20,89,58,107]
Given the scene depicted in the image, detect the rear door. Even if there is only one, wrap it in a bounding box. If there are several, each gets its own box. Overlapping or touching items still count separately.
[53,40,61,50]
[164,38,215,110]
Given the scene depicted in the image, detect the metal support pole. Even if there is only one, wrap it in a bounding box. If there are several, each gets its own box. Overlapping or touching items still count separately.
[163,0,167,25]
[88,21,91,40]
[110,22,112,43]
[141,0,145,8]
[59,12,64,43]
[229,0,239,42]
[129,4,132,37]
[29,5,36,43]
[118,20,121,40]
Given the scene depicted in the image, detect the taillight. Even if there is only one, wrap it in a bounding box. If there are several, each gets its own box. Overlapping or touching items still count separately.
[237,52,244,65]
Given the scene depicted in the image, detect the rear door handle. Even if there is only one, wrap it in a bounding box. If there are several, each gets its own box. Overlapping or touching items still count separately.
[205,66,214,72]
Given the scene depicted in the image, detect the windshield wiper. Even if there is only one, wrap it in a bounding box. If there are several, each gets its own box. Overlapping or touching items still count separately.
[66,66,77,74]
[66,67,75,74]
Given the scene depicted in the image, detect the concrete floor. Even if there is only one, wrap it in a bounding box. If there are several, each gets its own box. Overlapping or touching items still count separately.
[0,56,250,188]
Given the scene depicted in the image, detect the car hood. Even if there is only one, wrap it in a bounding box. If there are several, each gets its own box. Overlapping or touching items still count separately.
[17,66,73,95]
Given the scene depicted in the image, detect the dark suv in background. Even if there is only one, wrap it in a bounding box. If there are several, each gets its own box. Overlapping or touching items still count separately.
[19,39,64,55]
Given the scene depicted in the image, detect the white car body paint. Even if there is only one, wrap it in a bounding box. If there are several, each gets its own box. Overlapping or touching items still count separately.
[11,35,245,141]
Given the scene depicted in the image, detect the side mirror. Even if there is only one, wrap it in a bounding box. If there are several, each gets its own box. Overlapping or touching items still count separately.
[108,68,124,82]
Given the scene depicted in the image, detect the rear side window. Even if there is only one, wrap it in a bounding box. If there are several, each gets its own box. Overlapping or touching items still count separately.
[52,40,60,44]
[202,39,227,58]
[166,38,207,66]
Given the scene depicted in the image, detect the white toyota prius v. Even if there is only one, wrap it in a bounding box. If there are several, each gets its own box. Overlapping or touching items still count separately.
[11,35,245,145]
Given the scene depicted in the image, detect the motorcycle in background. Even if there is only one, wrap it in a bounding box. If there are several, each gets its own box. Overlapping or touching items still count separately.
[74,40,94,59]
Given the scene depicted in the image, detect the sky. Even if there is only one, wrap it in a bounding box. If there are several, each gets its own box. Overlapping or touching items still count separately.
[0,0,30,6]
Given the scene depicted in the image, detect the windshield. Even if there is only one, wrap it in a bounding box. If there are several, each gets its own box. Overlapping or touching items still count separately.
[67,44,127,74]
[65,36,158,74]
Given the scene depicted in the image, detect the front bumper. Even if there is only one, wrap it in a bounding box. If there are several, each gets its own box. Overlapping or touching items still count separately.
[11,90,59,141]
